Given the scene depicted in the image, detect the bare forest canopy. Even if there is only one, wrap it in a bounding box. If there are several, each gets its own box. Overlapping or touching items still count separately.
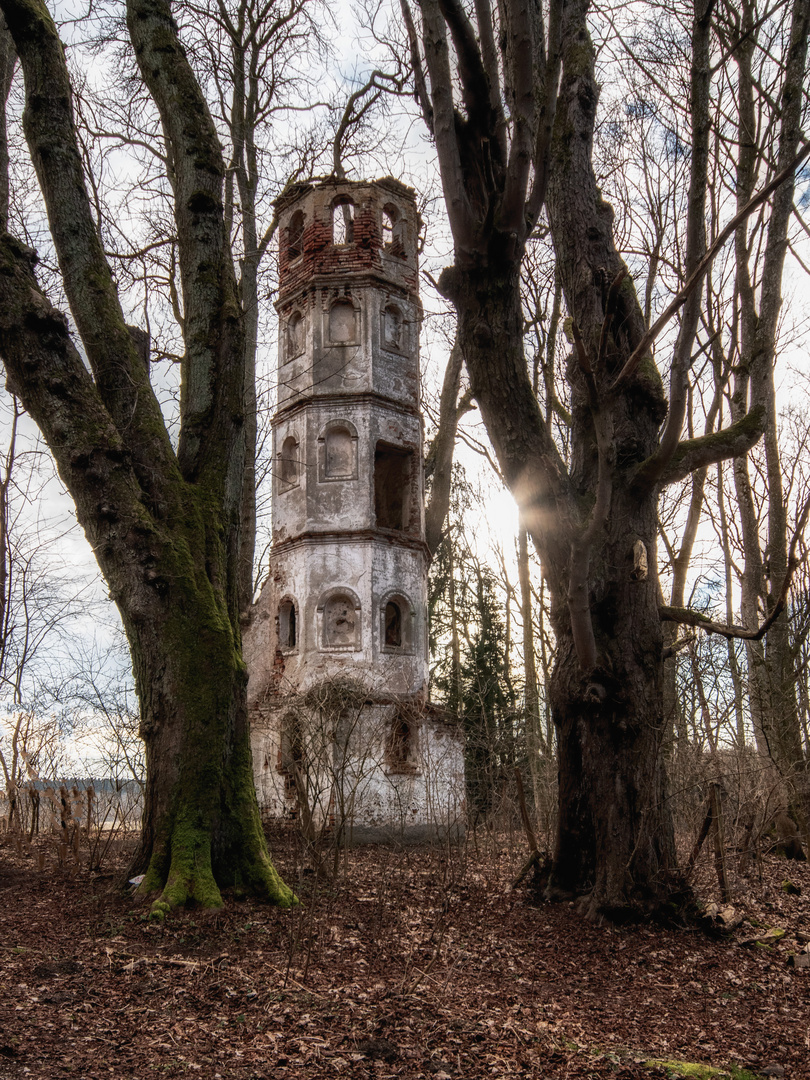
[0,0,807,926]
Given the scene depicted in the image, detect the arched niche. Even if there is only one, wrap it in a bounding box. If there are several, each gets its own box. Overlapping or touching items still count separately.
[379,591,415,654]
[318,420,358,481]
[382,303,404,351]
[286,309,304,360]
[332,197,354,245]
[328,297,358,344]
[287,209,304,260]
[278,433,300,489]
[317,588,362,651]
[277,596,298,650]
[385,706,420,773]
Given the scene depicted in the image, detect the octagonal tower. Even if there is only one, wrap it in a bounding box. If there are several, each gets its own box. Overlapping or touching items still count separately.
[265,176,427,696]
[245,179,463,837]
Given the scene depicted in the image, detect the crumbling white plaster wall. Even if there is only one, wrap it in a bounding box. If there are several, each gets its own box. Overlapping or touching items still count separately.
[248,540,426,697]
[250,702,465,839]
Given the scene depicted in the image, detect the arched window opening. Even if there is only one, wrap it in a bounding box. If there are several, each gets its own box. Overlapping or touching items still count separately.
[278,599,297,649]
[286,310,304,358]
[374,442,413,530]
[332,198,354,244]
[322,592,360,649]
[329,298,357,343]
[382,203,405,256]
[382,206,396,247]
[380,592,413,653]
[279,435,299,487]
[386,711,418,772]
[383,304,402,350]
[385,601,402,647]
[287,210,304,260]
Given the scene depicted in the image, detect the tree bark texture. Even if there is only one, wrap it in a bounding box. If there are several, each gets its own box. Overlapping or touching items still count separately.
[0,11,14,231]
[0,0,294,912]
[517,524,545,809]
[439,222,679,915]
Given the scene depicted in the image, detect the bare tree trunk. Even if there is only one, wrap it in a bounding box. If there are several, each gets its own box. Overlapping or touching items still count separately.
[408,0,807,914]
[763,412,804,773]
[0,10,13,232]
[716,461,746,749]
[424,340,468,557]
[448,536,462,715]
[662,467,709,745]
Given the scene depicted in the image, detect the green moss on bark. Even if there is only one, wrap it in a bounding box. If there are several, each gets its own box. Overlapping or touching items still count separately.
[128,489,296,915]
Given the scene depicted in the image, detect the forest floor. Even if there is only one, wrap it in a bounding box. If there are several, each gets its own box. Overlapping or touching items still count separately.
[0,826,808,1080]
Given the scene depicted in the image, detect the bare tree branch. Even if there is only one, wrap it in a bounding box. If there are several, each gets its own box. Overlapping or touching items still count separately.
[612,140,810,391]
[417,0,477,247]
[661,492,810,640]
[424,340,470,556]
[400,0,433,133]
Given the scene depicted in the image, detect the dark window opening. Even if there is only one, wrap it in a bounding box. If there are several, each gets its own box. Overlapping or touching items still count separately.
[374,443,413,530]
[381,593,413,653]
[387,713,417,772]
[288,210,304,260]
[385,601,402,647]
[332,199,354,244]
[279,600,296,649]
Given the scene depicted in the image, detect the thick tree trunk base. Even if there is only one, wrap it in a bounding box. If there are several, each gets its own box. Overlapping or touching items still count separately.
[135,801,296,918]
[129,728,297,916]
[123,587,297,917]
[543,871,693,925]
[548,653,682,922]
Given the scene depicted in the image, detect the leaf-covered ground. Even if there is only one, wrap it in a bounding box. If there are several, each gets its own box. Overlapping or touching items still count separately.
[0,829,808,1079]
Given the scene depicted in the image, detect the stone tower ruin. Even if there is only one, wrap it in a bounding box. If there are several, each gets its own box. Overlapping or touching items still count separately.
[245,178,463,840]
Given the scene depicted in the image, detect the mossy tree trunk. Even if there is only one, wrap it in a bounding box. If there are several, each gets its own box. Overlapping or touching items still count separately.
[410,0,808,916]
[122,502,292,912]
[0,0,294,910]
